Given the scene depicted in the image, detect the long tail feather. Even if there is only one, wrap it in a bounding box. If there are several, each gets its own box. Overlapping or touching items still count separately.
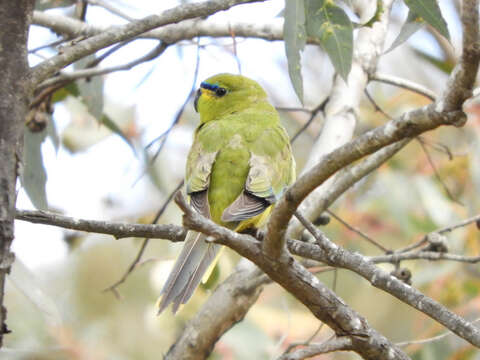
[157,231,221,314]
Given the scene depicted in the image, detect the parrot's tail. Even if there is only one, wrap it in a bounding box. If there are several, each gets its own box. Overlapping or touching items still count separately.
[157,231,221,314]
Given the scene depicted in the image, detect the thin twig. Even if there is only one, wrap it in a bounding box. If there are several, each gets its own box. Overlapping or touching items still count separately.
[228,23,242,74]
[364,88,393,119]
[416,138,462,205]
[326,209,390,253]
[276,107,311,113]
[417,136,454,160]
[437,214,480,234]
[397,213,480,253]
[148,38,201,163]
[290,97,328,143]
[371,73,437,101]
[29,37,70,54]
[86,0,135,21]
[38,41,168,89]
[86,39,135,67]
[396,317,480,347]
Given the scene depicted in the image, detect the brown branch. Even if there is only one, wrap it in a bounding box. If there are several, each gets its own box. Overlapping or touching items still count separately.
[164,262,265,360]
[416,138,461,205]
[397,213,480,253]
[0,0,34,346]
[325,209,389,253]
[277,336,353,360]
[14,210,187,242]
[38,42,168,89]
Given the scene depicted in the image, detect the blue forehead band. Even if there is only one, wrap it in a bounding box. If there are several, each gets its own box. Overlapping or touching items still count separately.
[200,82,220,91]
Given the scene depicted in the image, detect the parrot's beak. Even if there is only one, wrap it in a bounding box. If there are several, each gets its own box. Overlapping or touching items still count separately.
[194,88,202,112]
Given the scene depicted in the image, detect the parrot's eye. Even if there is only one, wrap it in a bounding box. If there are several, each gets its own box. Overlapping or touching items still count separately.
[215,87,227,97]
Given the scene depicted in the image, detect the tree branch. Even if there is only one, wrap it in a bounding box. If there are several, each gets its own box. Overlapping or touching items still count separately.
[370,73,437,101]
[29,0,267,88]
[32,11,290,45]
[38,42,168,89]
[164,261,265,360]
[277,336,353,360]
[14,210,187,242]
[0,0,34,346]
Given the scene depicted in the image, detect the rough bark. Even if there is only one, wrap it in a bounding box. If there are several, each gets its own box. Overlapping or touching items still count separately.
[0,0,34,347]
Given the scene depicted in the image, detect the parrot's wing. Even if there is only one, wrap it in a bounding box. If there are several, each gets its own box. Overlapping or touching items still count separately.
[221,126,295,223]
[221,154,278,222]
[186,148,218,216]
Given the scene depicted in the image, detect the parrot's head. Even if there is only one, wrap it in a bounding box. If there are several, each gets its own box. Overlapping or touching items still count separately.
[194,73,269,123]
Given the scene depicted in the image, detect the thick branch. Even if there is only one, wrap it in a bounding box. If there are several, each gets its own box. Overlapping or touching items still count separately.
[441,0,480,111]
[32,11,290,44]
[165,261,264,360]
[29,0,266,87]
[0,0,34,346]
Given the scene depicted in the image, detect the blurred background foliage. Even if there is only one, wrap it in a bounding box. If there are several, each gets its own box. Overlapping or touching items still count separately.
[5,0,480,359]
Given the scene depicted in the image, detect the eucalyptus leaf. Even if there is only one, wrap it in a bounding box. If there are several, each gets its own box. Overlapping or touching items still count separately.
[404,0,450,40]
[284,0,306,104]
[46,116,60,153]
[412,48,454,74]
[22,127,48,210]
[386,10,424,53]
[74,55,104,121]
[306,0,353,81]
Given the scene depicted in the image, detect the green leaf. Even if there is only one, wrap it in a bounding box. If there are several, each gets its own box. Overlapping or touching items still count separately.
[51,82,80,104]
[386,10,424,53]
[35,0,75,10]
[306,0,353,81]
[404,0,450,40]
[46,116,60,153]
[412,48,454,74]
[74,55,104,121]
[22,127,48,210]
[100,114,137,155]
[284,0,306,104]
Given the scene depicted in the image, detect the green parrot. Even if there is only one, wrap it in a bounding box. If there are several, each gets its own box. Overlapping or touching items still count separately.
[157,73,295,314]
